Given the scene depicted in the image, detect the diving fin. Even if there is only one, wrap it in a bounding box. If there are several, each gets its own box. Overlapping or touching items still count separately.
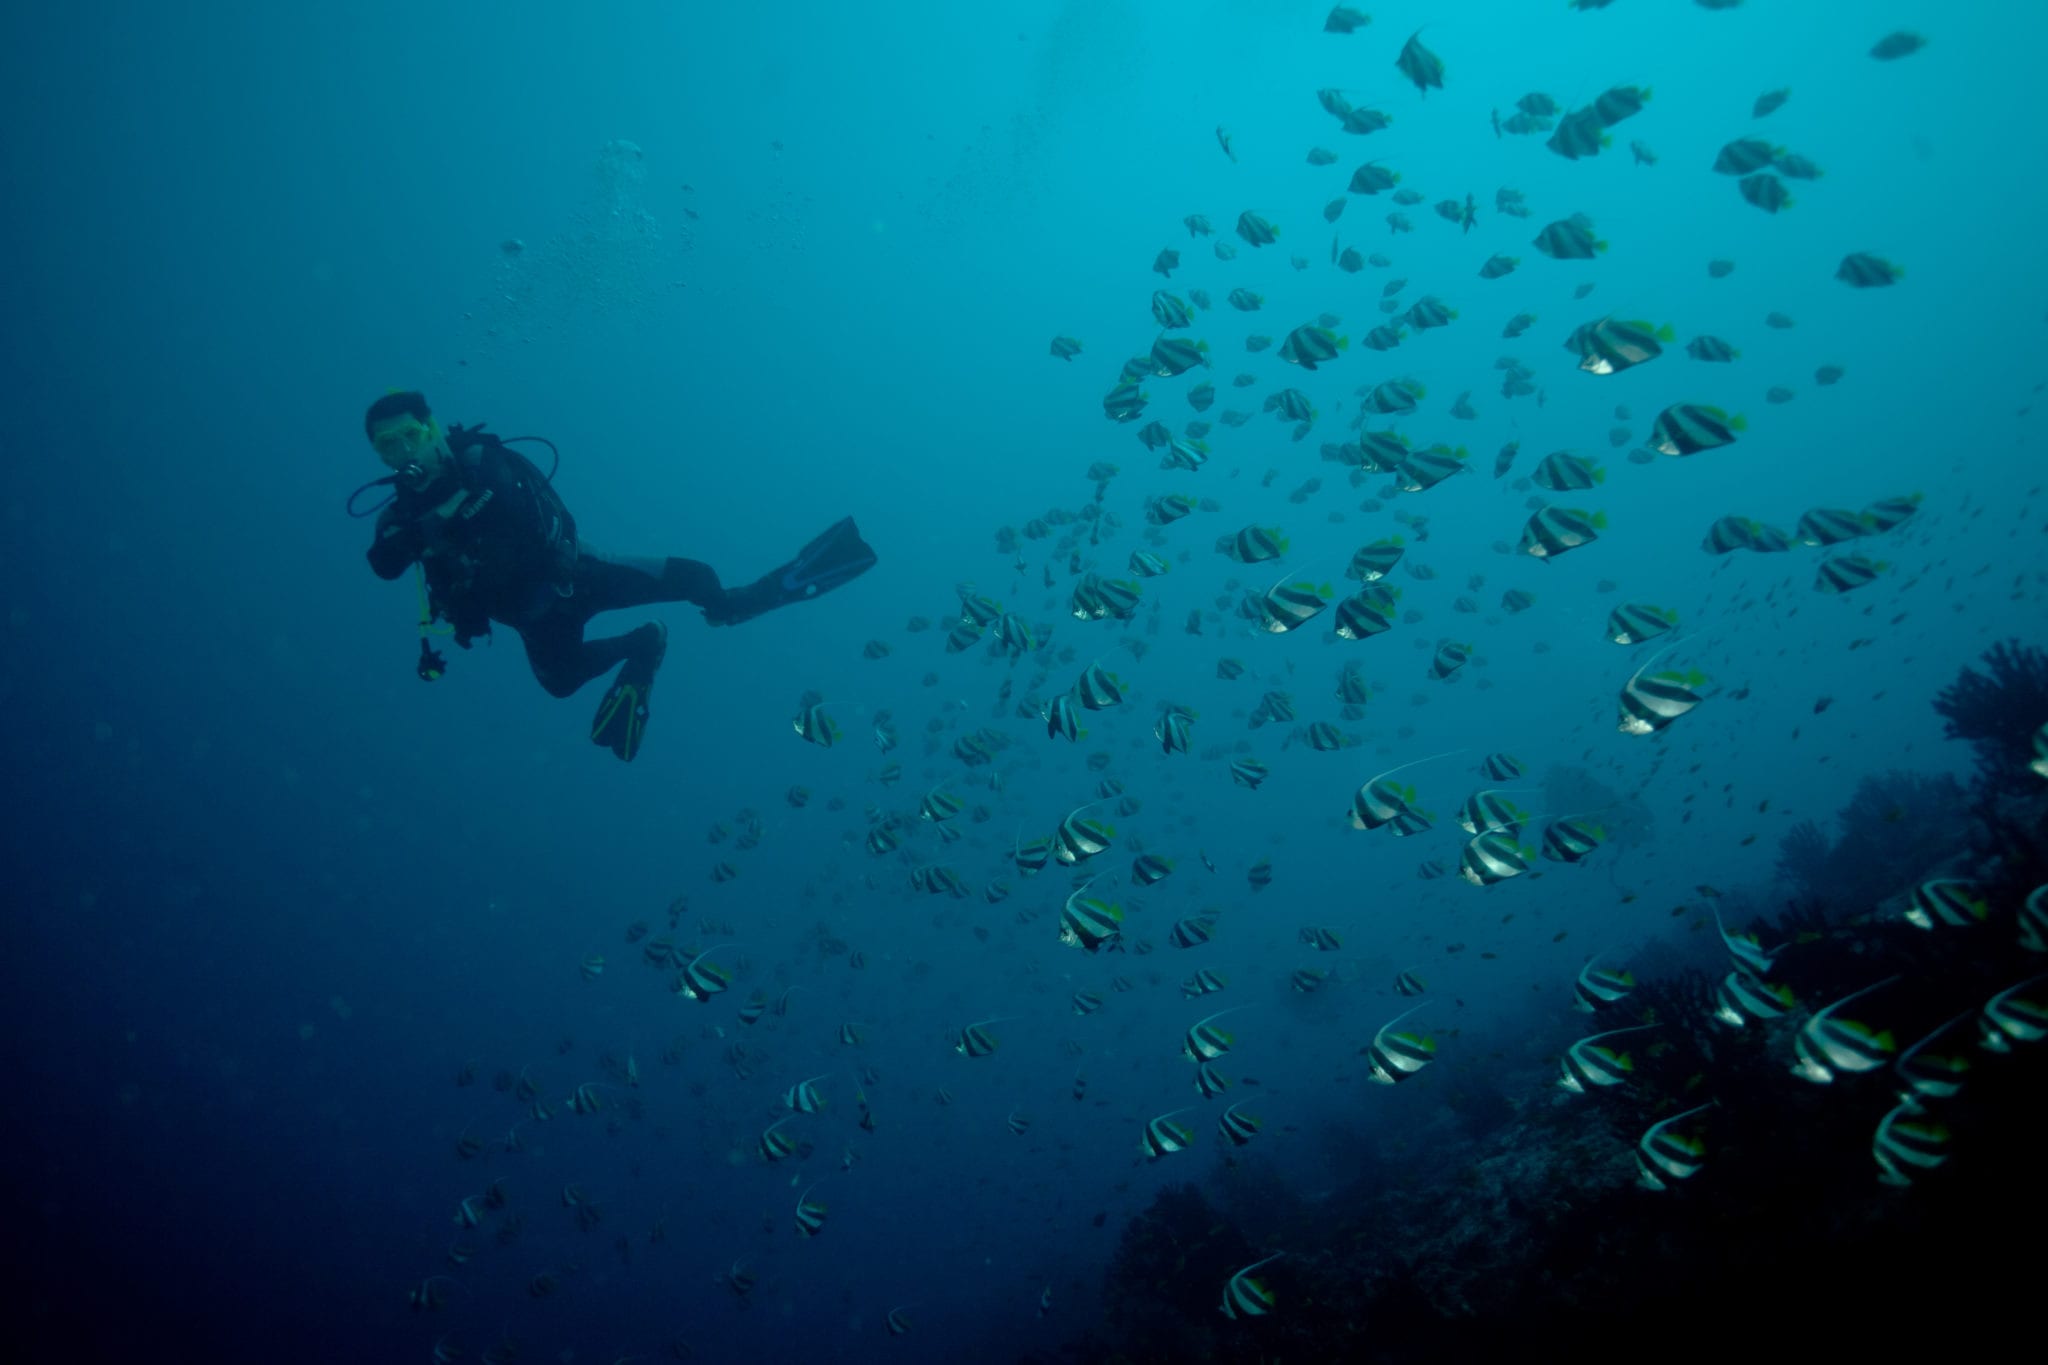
[711,516,877,626]
[590,623,667,762]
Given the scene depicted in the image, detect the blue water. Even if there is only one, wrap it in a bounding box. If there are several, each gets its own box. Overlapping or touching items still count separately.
[5,3,2042,1361]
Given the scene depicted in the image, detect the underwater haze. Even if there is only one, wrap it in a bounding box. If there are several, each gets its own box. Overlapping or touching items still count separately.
[5,2,2047,1362]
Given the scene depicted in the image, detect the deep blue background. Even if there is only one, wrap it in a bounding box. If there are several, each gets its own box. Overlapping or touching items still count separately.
[3,3,2040,1361]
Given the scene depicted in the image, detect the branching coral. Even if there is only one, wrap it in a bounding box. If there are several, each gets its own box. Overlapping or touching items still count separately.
[1933,638,2048,795]
[1775,819,1830,890]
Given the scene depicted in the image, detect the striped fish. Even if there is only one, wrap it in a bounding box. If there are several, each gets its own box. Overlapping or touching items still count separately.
[1140,1108,1197,1160]
[955,1018,1007,1058]
[1258,575,1333,633]
[1014,832,1053,876]
[1170,915,1218,949]
[1395,969,1427,996]
[1862,492,1921,532]
[1460,832,1533,886]
[1796,507,1872,547]
[1396,445,1467,492]
[1059,881,1124,953]
[1558,1024,1658,1093]
[1711,970,1794,1029]
[1714,906,1781,976]
[1071,990,1104,1016]
[783,1073,830,1114]
[1894,1012,1973,1101]
[1230,758,1270,789]
[792,694,841,747]
[1218,1102,1262,1146]
[1618,652,1710,735]
[1184,1006,1249,1062]
[1533,450,1605,491]
[1053,804,1116,865]
[1222,524,1289,563]
[1519,505,1605,558]
[1131,853,1175,885]
[1977,972,2048,1052]
[1430,640,1472,679]
[1156,705,1196,755]
[1182,969,1228,999]
[1636,1101,1716,1190]
[1872,1099,1950,1187]
[1573,957,1636,1011]
[886,1307,914,1336]
[1540,816,1606,863]
[1648,402,1743,456]
[1791,976,1901,1083]
[1194,1062,1232,1097]
[1220,1253,1283,1319]
[759,1116,799,1162]
[1906,878,1990,930]
[1457,789,1529,835]
[1815,554,1886,594]
[1365,1003,1436,1083]
[920,785,965,823]
[793,1184,828,1237]
[676,944,739,1002]
[1300,926,1342,952]
[1606,602,1676,644]
[1347,538,1405,580]
[1334,589,1399,639]
[1006,1110,1032,1136]
[1074,661,1125,710]
[1290,967,1329,993]
[1247,858,1274,890]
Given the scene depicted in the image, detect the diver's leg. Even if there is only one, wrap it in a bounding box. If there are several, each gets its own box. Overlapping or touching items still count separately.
[520,610,651,699]
[575,548,726,613]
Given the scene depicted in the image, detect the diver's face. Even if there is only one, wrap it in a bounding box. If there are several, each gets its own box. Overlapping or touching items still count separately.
[369,413,449,483]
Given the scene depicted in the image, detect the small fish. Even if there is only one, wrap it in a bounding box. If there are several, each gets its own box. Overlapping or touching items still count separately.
[1837,252,1903,288]
[1218,1101,1263,1145]
[1869,31,1926,61]
[1049,336,1081,361]
[793,1183,828,1238]
[1607,602,1676,644]
[1394,30,1445,94]
[1792,977,1900,1083]
[1141,1107,1197,1160]
[1533,214,1606,260]
[1519,506,1605,559]
[1636,1101,1716,1190]
[1236,210,1279,246]
[1184,1006,1248,1061]
[1872,1098,1950,1187]
[1573,956,1635,1011]
[1280,323,1348,370]
[1976,972,2048,1052]
[1558,1024,1658,1093]
[1364,1002,1436,1083]
[1215,125,1236,162]
[1815,555,1887,594]
[1648,403,1744,457]
[1712,968,1796,1029]
[1221,1253,1283,1319]
[955,1017,1007,1058]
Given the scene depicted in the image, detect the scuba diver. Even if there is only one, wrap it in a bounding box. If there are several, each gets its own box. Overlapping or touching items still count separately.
[353,390,876,762]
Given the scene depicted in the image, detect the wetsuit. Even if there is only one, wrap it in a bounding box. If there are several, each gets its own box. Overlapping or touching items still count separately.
[365,425,726,696]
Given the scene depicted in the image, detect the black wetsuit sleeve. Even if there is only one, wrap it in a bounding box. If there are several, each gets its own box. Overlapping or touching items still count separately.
[368,507,423,580]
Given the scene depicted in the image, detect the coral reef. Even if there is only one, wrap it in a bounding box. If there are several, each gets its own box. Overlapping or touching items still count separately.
[1086,679,2048,1363]
[1933,638,2048,797]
